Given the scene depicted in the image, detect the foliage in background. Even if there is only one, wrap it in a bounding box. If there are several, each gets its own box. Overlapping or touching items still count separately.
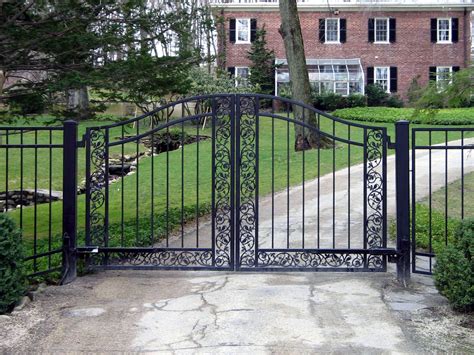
[0,0,214,122]
[406,76,424,106]
[311,92,366,111]
[434,219,474,312]
[247,26,276,95]
[188,67,256,96]
[365,84,404,108]
[0,214,26,314]
[332,107,474,125]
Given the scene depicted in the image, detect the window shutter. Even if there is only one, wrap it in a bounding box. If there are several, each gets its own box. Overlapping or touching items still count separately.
[453,66,460,72]
[227,67,235,77]
[451,18,459,43]
[367,67,374,85]
[340,19,347,43]
[390,67,398,93]
[319,19,325,43]
[430,19,437,43]
[368,18,375,43]
[229,19,236,43]
[429,66,437,81]
[250,19,257,42]
[389,18,396,43]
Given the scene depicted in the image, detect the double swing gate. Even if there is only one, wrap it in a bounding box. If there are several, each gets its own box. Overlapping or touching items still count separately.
[70,94,403,275]
[2,94,420,283]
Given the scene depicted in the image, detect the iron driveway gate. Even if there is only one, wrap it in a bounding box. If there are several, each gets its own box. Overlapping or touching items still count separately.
[74,94,400,273]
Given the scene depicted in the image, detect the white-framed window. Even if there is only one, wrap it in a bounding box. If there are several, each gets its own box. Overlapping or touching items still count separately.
[436,66,452,90]
[325,18,340,43]
[335,82,349,96]
[374,67,390,93]
[236,19,251,44]
[437,18,451,43]
[235,66,249,87]
[375,18,389,43]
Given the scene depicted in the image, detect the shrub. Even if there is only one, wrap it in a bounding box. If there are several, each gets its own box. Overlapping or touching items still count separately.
[365,84,389,106]
[0,214,26,314]
[331,107,474,125]
[346,94,367,108]
[407,76,423,105]
[434,219,474,312]
[7,92,46,115]
[384,94,404,108]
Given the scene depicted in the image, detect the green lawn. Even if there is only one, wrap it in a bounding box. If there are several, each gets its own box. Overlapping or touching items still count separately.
[2,113,473,275]
[413,171,474,253]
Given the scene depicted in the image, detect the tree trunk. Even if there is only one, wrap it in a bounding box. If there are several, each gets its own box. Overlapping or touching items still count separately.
[278,0,332,150]
[66,86,90,120]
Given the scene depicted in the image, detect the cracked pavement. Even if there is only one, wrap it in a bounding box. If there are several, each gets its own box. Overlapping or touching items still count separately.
[2,270,473,353]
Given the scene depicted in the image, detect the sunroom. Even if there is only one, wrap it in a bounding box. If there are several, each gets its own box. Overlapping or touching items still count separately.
[275,58,365,97]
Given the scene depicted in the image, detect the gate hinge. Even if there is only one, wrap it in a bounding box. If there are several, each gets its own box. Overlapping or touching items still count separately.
[388,254,400,263]
[387,135,396,150]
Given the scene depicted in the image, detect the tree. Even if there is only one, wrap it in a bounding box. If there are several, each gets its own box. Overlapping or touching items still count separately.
[0,0,214,121]
[278,0,331,150]
[247,26,275,95]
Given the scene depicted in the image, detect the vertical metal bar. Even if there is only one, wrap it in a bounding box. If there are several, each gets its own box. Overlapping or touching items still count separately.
[428,132,432,271]
[461,131,464,219]
[286,112,290,249]
[121,125,125,246]
[85,128,91,245]
[151,118,155,245]
[135,123,139,243]
[104,129,110,253]
[166,114,170,247]
[317,114,321,248]
[395,120,411,284]
[20,131,24,230]
[5,129,8,213]
[363,128,368,255]
[211,97,217,265]
[347,126,351,249]
[196,107,200,248]
[255,96,259,265]
[181,119,185,248]
[271,103,275,249]
[411,129,417,273]
[48,130,53,269]
[62,120,78,284]
[34,130,38,273]
[332,120,336,248]
[382,128,388,251]
[444,131,448,246]
[233,95,239,269]
[302,110,305,249]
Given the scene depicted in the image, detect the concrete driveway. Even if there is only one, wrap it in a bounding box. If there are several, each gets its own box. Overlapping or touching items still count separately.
[1,269,473,353]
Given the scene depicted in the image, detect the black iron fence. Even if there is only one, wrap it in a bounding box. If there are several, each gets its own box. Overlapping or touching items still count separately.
[411,127,474,274]
[0,125,65,278]
[2,94,471,283]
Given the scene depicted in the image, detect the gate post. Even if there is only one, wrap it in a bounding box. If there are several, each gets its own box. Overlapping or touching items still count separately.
[395,120,410,284]
[62,120,78,284]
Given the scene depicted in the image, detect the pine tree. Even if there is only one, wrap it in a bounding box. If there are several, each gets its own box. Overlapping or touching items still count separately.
[247,26,275,95]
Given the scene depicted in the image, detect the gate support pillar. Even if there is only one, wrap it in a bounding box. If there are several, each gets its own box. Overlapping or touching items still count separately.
[395,120,410,285]
[62,120,78,284]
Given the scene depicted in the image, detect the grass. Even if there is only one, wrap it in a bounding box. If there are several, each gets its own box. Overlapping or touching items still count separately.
[2,113,473,276]
[332,107,474,125]
[413,171,474,253]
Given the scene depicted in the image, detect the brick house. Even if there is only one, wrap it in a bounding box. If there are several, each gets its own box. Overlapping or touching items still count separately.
[210,0,474,98]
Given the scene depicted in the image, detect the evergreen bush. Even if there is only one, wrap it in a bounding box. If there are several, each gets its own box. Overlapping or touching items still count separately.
[0,214,26,314]
[434,219,474,312]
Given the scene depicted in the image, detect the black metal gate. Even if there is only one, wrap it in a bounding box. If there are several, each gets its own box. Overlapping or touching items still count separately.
[77,94,396,271]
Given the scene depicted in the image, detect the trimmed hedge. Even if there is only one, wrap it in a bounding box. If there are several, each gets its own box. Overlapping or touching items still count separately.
[434,219,474,312]
[0,214,26,314]
[332,107,474,125]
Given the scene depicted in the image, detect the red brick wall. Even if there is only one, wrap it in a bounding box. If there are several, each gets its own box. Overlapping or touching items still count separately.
[221,10,471,97]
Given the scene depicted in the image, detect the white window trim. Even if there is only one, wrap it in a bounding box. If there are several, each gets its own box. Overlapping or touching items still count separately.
[236,18,251,44]
[436,66,453,88]
[325,18,340,44]
[374,18,390,44]
[437,18,452,44]
[235,66,249,87]
[374,66,390,93]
